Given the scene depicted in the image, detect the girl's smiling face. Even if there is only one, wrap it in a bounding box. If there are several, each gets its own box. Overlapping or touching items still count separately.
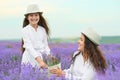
[27,13,40,26]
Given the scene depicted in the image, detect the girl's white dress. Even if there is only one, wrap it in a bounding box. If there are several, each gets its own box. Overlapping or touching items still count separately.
[21,24,50,68]
[64,51,96,80]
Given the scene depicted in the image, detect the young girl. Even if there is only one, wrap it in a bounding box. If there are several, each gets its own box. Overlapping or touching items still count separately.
[50,28,107,80]
[21,4,52,69]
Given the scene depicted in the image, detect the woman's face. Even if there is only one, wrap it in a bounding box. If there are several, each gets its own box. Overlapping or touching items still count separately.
[27,13,40,26]
[78,34,85,52]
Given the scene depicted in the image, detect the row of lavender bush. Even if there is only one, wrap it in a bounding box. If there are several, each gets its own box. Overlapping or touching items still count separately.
[0,41,120,80]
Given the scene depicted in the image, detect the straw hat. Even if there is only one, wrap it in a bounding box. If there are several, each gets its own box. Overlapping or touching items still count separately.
[24,4,42,16]
[82,27,101,45]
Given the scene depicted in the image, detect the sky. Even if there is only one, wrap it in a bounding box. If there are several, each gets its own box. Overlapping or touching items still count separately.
[0,0,120,40]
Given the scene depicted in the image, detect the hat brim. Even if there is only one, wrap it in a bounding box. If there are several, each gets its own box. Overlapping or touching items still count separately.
[24,12,43,16]
[81,32,99,46]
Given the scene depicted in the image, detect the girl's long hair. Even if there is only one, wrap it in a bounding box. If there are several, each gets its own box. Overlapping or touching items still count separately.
[72,33,107,73]
[21,13,50,53]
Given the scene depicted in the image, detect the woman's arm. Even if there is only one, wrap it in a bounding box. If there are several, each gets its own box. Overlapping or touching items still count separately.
[50,66,82,80]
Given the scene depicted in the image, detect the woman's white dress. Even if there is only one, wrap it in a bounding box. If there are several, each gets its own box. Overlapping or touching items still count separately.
[64,51,96,80]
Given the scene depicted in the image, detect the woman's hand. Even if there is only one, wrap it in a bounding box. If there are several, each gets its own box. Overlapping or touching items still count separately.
[50,67,64,76]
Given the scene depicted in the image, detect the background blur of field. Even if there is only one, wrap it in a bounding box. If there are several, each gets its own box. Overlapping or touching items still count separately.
[1,36,120,44]
[49,36,120,44]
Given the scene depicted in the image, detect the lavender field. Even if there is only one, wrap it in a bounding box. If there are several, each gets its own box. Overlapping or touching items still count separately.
[0,41,120,80]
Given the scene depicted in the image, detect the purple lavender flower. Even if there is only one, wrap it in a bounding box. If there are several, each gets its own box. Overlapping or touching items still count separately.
[0,41,120,80]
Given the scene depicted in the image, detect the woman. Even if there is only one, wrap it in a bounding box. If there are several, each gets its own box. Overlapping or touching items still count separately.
[50,28,107,80]
[21,4,52,69]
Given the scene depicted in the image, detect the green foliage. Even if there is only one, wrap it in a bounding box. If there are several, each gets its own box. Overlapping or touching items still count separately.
[47,58,60,67]
[11,56,18,61]
[49,36,120,44]
[6,45,12,48]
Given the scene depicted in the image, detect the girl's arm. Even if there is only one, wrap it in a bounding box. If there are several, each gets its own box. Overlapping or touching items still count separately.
[35,56,48,68]
[43,29,50,55]
[22,29,47,68]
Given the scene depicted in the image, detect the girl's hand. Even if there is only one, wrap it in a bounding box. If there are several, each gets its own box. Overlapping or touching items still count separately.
[40,61,48,69]
[35,56,48,69]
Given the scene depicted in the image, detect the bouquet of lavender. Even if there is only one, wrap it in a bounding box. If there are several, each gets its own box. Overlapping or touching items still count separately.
[42,54,61,70]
